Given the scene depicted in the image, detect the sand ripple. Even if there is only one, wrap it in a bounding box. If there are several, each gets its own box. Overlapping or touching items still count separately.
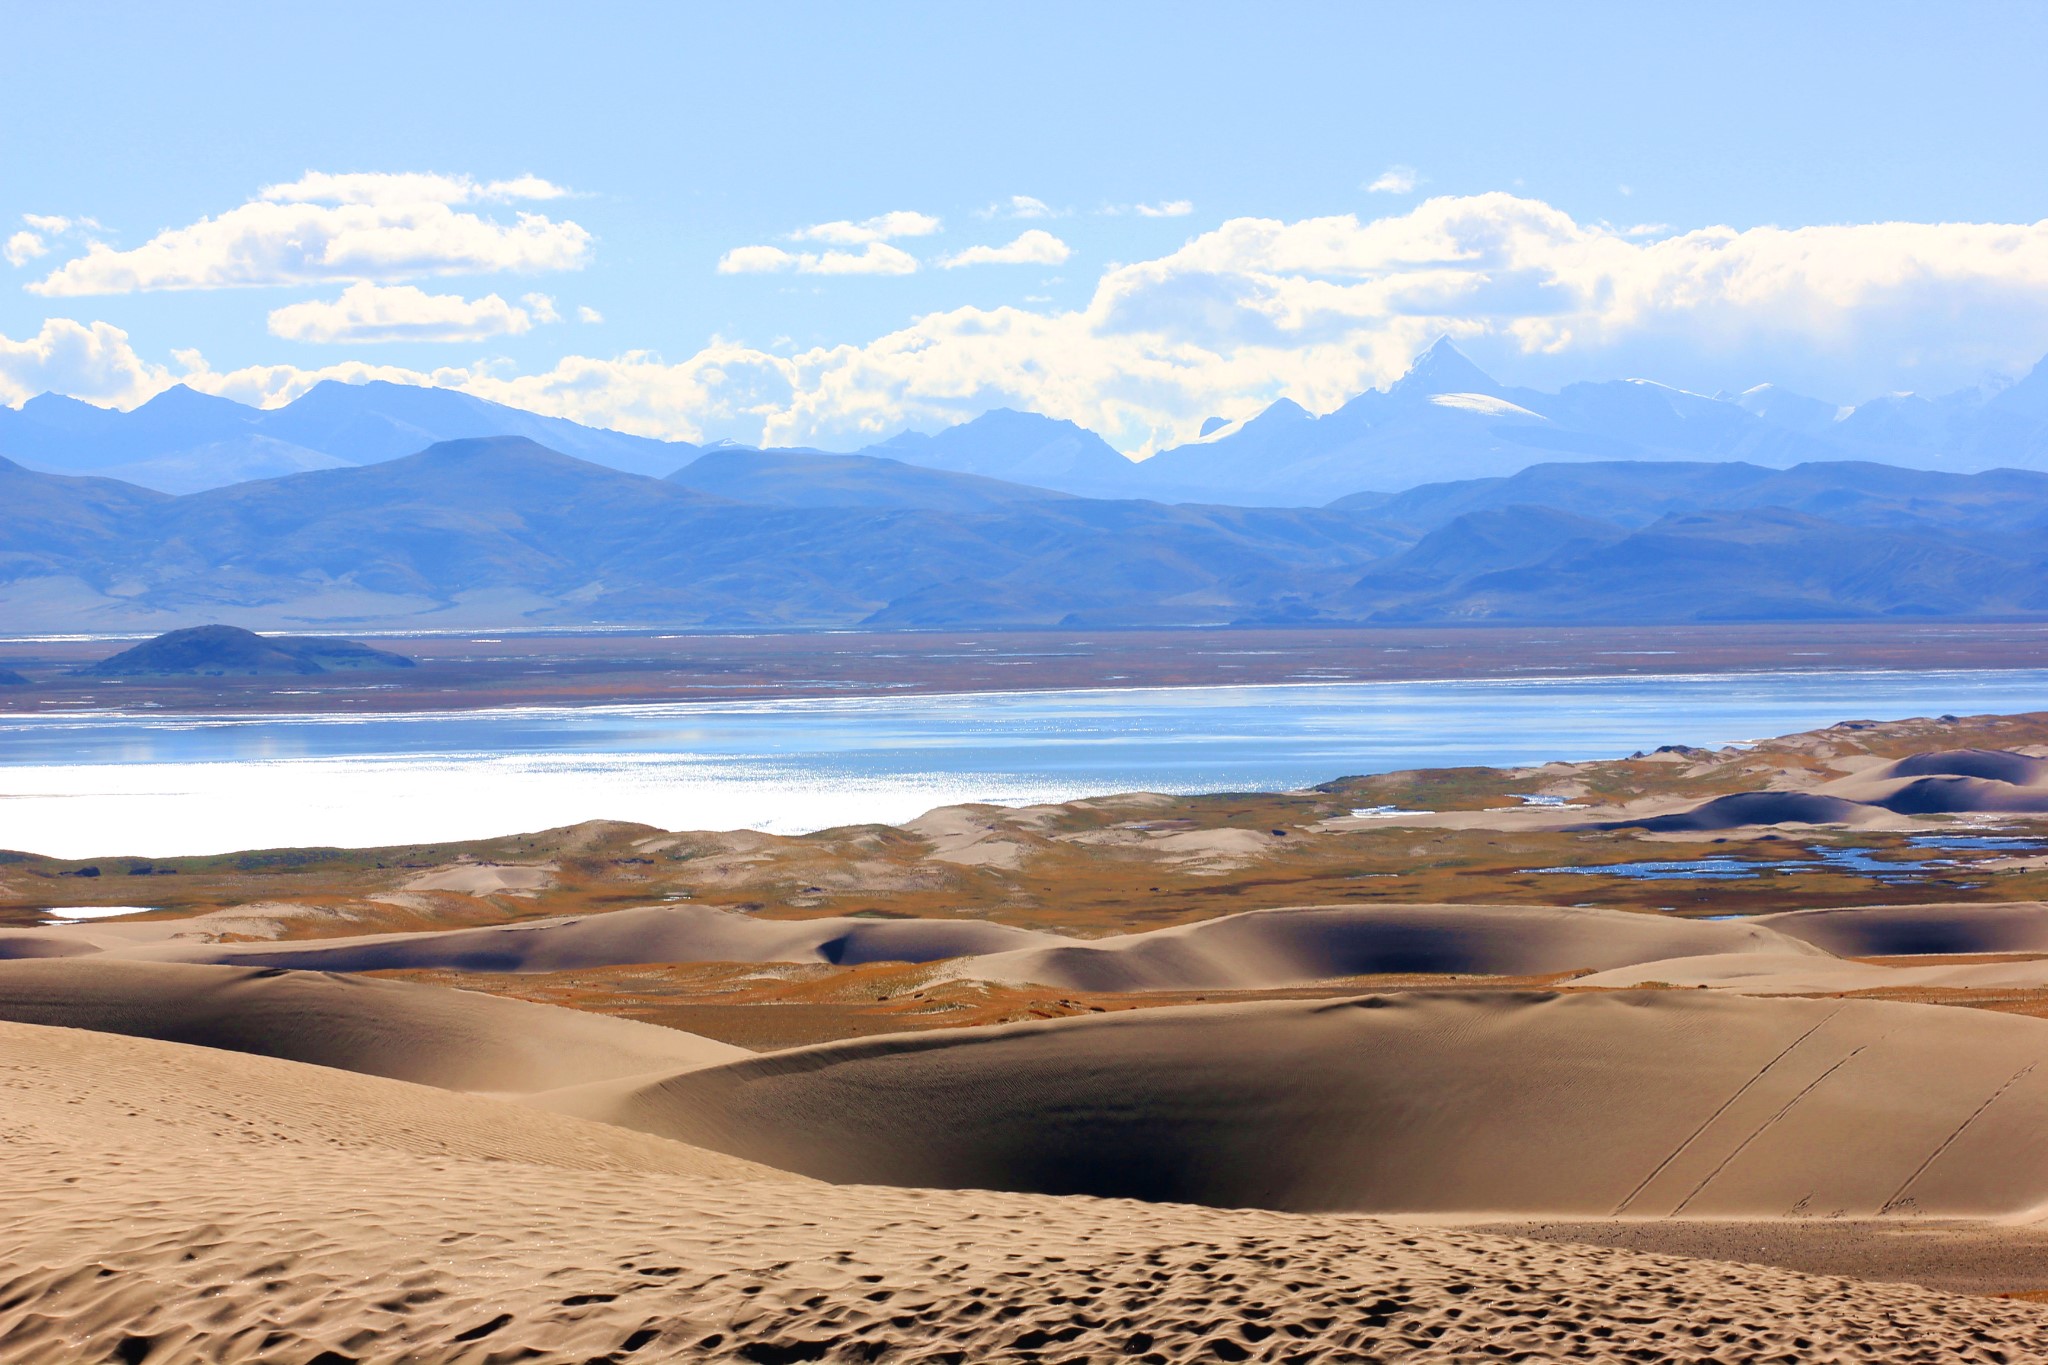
[2,1020,2044,1363]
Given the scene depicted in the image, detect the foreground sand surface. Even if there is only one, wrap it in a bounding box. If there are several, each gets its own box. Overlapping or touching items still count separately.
[4,1019,2045,1364]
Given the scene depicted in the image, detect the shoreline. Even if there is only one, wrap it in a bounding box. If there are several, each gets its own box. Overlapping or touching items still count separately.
[3,619,2045,717]
[3,659,2035,728]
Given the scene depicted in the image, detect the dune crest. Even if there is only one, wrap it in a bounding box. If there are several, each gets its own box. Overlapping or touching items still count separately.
[0,958,745,1091]
[1,901,1825,997]
[1594,746,2048,831]
[941,902,1826,991]
[1759,900,2048,956]
[536,991,2048,1219]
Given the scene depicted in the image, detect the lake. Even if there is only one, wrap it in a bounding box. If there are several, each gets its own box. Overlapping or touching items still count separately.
[2,669,2044,857]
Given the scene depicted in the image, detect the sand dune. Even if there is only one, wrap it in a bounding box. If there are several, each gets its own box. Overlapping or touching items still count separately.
[0,957,745,1091]
[1890,748,2048,783]
[1,901,1064,973]
[537,990,2048,1220]
[0,1018,783,1182]
[5,1017,2043,1364]
[1575,949,2048,993]
[1,901,1823,995]
[400,860,555,894]
[1759,900,2048,956]
[1871,774,2048,814]
[1597,746,2048,830]
[0,930,96,958]
[1595,789,1875,831]
[944,902,1828,991]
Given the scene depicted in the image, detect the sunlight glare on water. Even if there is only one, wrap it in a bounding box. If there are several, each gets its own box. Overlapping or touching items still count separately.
[1,670,2043,857]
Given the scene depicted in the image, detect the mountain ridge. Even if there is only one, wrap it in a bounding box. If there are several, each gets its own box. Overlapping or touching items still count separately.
[3,434,2048,633]
[14,340,2048,503]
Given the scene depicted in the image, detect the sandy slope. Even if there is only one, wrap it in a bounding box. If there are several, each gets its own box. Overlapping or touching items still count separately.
[1759,900,2048,956]
[1593,747,2048,831]
[1576,949,2048,993]
[0,901,1823,995]
[0,902,1064,972]
[0,958,744,1091]
[538,990,2048,1219]
[940,902,1825,991]
[2,1018,2041,1364]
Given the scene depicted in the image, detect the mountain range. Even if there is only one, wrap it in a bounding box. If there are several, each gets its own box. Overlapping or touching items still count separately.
[8,337,2048,631]
[10,339,2048,503]
[5,431,2048,632]
[0,380,697,491]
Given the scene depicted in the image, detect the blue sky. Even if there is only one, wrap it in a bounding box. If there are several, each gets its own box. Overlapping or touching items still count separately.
[5,0,2048,451]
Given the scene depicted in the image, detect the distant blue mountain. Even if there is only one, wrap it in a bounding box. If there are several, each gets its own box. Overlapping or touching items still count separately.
[0,439,1406,632]
[9,339,2048,508]
[670,447,1075,512]
[0,380,699,491]
[4,435,2048,633]
[1126,338,1856,504]
[865,408,1145,499]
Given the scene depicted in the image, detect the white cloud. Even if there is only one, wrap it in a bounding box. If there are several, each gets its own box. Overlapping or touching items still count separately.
[789,210,941,245]
[718,211,939,276]
[717,244,797,274]
[978,195,1057,220]
[28,174,590,295]
[719,240,918,276]
[939,230,1072,268]
[266,283,547,343]
[1102,201,1194,218]
[577,305,603,323]
[0,318,173,408]
[259,171,570,206]
[26,193,2048,457]
[808,242,920,275]
[1366,165,1419,194]
[8,213,98,268]
[481,175,572,203]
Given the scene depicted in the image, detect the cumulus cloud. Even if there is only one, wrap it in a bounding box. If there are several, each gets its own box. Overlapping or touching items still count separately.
[28,173,589,295]
[1366,165,1419,194]
[939,230,1072,268]
[7,213,98,268]
[266,283,553,343]
[978,195,1057,220]
[25,193,2048,455]
[808,242,920,275]
[1102,200,1193,218]
[0,318,173,407]
[577,305,603,323]
[718,211,938,276]
[718,240,918,276]
[259,171,570,206]
[717,244,797,274]
[789,211,941,245]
